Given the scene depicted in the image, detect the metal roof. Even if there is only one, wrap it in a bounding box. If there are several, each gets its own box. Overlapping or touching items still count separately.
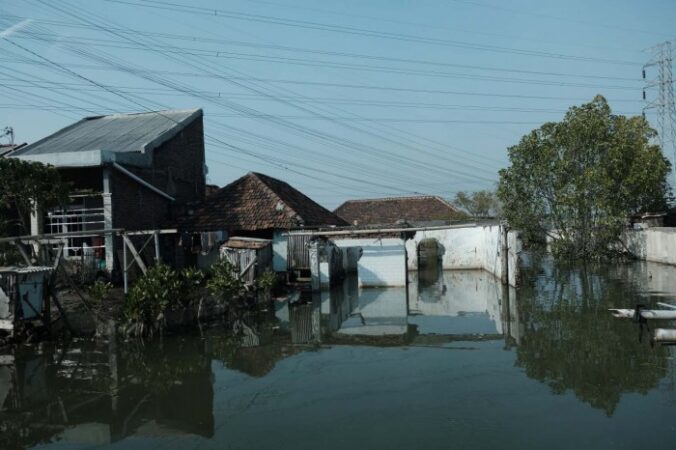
[0,266,53,274]
[12,109,201,158]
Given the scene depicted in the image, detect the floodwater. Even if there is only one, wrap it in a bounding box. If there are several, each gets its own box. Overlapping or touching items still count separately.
[2,257,676,450]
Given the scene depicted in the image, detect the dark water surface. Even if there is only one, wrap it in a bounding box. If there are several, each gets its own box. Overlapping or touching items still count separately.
[2,259,676,449]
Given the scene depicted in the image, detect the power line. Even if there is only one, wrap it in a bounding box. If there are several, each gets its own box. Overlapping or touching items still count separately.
[1,14,643,82]
[104,0,642,66]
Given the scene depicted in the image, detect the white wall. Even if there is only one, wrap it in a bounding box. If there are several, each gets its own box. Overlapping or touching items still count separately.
[405,224,518,286]
[624,228,676,266]
[334,237,407,287]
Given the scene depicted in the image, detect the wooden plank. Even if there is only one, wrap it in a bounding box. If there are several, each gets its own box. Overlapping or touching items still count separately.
[122,234,147,274]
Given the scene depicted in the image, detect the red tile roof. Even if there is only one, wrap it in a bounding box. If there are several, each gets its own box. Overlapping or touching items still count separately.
[180,172,346,231]
[334,196,460,226]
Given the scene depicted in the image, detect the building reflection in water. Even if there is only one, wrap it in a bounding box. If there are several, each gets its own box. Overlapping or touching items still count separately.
[0,338,214,449]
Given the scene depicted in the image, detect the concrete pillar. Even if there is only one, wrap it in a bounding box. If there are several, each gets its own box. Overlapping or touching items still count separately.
[29,201,43,236]
[103,168,114,272]
[29,201,44,262]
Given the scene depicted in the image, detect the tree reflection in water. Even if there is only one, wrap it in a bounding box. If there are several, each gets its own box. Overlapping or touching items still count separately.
[514,257,671,416]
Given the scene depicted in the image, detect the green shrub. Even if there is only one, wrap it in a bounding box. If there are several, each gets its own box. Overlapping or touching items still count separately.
[123,264,181,337]
[179,266,205,307]
[88,281,113,304]
[207,258,246,303]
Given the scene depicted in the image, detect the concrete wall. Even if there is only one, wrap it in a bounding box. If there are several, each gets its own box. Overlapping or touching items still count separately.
[405,224,520,286]
[333,237,407,287]
[624,228,676,265]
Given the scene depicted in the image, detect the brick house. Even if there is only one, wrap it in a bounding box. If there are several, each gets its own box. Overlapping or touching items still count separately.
[10,109,206,273]
[179,172,346,272]
[334,196,462,227]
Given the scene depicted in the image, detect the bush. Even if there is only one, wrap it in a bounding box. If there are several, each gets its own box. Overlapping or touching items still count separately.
[123,264,182,337]
[207,258,246,304]
[179,266,205,307]
[88,281,113,304]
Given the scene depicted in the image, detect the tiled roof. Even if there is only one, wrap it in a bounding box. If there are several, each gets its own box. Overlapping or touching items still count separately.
[180,172,347,231]
[334,196,460,226]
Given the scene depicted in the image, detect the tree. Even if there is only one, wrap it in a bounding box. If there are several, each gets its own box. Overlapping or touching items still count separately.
[453,190,500,218]
[497,95,671,258]
[0,158,69,235]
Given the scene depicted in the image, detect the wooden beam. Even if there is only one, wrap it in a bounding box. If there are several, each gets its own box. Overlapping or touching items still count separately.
[239,255,257,278]
[122,234,147,274]
[13,240,33,266]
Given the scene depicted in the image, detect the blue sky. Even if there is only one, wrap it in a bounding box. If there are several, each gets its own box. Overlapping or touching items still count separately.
[1,0,675,209]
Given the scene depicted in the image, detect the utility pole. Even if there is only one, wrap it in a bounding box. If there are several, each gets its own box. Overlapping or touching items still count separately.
[643,41,676,195]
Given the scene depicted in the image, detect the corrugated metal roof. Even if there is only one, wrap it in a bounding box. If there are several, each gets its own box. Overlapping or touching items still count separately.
[12,109,201,157]
[0,266,53,274]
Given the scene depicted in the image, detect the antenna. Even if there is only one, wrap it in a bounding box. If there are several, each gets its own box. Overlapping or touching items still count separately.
[643,40,676,191]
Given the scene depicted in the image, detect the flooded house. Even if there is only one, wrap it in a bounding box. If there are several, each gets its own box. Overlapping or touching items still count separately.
[179,172,347,273]
[9,109,206,275]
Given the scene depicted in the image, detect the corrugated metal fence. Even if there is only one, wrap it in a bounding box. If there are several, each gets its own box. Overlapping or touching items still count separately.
[221,248,257,285]
[287,230,311,271]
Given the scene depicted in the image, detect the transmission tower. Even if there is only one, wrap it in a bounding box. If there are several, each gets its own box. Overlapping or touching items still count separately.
[643,40,676,191]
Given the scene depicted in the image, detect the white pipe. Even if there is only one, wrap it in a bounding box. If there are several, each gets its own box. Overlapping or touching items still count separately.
[112,162,175,201]
[609,309,676,320]
[654,328,676,342]
[657,302,676,310]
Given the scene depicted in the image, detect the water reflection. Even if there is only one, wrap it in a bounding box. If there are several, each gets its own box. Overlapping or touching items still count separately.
[1,259,675,449]
[0,339,213,448]
[514,257,674,416]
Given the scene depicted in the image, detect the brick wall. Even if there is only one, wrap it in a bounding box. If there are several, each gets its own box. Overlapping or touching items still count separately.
[110,169,170,231]
[111,114,206,230]
[121,115,205,214]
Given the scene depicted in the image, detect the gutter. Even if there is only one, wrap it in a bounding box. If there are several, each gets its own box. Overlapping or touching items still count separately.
[112,162,175,201]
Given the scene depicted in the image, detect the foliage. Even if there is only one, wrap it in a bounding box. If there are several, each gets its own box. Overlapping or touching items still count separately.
[179,266,205,307]
[88,280,113,304]
[497,96,671,258]
[207,258,247,303]
[0,158,69,234]
[123,264,182,337]
[254,270,276,292]
[453,190,500,218]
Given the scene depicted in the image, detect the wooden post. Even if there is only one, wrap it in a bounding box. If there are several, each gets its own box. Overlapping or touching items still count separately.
[154,231,161,263]
[123,238,128,294]
[500,224,509,285]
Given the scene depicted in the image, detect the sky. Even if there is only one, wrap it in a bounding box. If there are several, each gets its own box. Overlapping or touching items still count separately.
[1,0,675,209]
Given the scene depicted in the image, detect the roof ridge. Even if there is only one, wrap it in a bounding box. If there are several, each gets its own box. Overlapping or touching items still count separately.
[337,195,441,205]
[86,108,201,120]
[248,172,301,220]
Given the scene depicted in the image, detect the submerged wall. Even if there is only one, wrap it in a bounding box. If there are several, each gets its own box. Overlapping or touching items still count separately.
[624,228,676,266]
[333,237,407,287]
[405,224,521,286]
